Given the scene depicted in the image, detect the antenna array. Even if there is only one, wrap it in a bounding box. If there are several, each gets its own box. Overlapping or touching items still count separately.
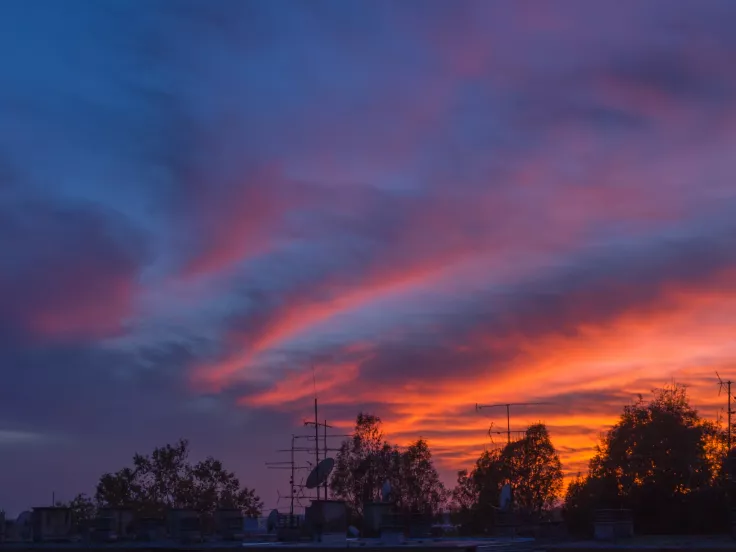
[265,378,350,521]
[475,402,551,445]
[717,372,735,450]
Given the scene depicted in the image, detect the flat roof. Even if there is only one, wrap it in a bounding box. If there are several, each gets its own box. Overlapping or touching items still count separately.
[0,537,536,551]
[31,506,71,510]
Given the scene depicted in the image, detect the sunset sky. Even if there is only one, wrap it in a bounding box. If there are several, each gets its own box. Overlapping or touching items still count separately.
[2,0,736,516]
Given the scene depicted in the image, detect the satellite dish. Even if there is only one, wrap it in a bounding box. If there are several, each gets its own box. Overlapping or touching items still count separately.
[306,457,335,489]
[267,509,279,532]
[499,484,512,511]
[381,480,392,502]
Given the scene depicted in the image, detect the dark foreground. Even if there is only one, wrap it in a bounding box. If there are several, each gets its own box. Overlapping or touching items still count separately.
[549,535,736,551]
[0,537,535,552]
[8,536,736,552]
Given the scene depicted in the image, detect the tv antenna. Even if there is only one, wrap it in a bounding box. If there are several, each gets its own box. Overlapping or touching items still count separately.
[266,434,313,518]
[304,369,343,501]
[717,372,734,450]
[486,421,524,447]
[476,402,551,445]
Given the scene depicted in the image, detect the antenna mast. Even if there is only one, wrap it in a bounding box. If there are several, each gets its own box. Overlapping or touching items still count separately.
[476,402,551,445]
[304,398,334,500]
[717,372,734,450]
[266,389,347,524]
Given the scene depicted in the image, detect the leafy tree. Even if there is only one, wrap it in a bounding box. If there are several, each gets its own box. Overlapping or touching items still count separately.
[450,470,477,514]
[180,457,262,517]
[66,493,96,531]
[389,439,447,516]
[96,467,141,509]
[564,384,727,534]
[132,439,190,512]
[451,423,562,533]
[450,467,490,533]
[95,439,262,518]
[331,414,448,523]
[502,423,563,517]
[331,413,395,517]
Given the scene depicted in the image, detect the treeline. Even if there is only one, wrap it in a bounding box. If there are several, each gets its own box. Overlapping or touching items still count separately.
[450,423,563,533]
[329,413,448,522]
[59,383,732,536]
[564,385,730,535]
[60,439,262,531]
[336,384,735,536]
[328,414,564,533]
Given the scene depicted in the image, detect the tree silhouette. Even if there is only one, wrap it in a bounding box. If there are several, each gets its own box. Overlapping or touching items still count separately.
[503,423,562,517]
[564,384,727,534]
[330,414,447,522]
[388,439,447,516]
[96,467,141,510]
[450,457,503,534]
[330,413,394,518]
[95,439,262,518]
[132,440,190,512]
[450,423,562,533]
[65,493,96,532]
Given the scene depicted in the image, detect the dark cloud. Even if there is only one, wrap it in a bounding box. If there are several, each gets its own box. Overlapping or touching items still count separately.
[609,54,730,103]
[0,333,295,516]
[529,391,639,417]
[226,205,736,416]
[0,201,149,343]
[354,211,736,385]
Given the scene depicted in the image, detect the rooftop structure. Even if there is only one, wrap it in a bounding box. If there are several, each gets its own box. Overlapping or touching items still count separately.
[30,507,72,542]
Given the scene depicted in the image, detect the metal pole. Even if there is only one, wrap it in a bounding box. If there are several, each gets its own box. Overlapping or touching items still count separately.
[506,404,511,445]
[314,398,320,501]
[729,381,732,450]
[290,434,295,517]
[476,402,550,447]
[324,420,328,499]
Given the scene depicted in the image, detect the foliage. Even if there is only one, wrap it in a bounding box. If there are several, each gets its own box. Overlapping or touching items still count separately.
[502,423,563,516]
[330,414,447,521]
[179,457,261,516]
[132,440,190,512]
[450,469,477,514]
[96,467,141,509]
[95,439,262,517]
[450,467,492,533]
[563,384,728,535]
[389,439,448,516]
[66,493,96,531]
[450,423,563,533]
[330,413,395,517]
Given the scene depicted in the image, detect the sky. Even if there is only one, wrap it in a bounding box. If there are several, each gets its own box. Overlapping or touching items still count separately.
[2,0,736,516]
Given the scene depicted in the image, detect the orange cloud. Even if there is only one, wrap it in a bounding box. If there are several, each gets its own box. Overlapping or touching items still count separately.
[240,362,360,408]
[192,251,472,389]
[237,272,736,484]
[193,183,681,389]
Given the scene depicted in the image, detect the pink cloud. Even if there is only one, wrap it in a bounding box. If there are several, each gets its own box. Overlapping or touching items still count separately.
[179,166,308,280]
[24,274,137,342]
[0,204,145,343]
